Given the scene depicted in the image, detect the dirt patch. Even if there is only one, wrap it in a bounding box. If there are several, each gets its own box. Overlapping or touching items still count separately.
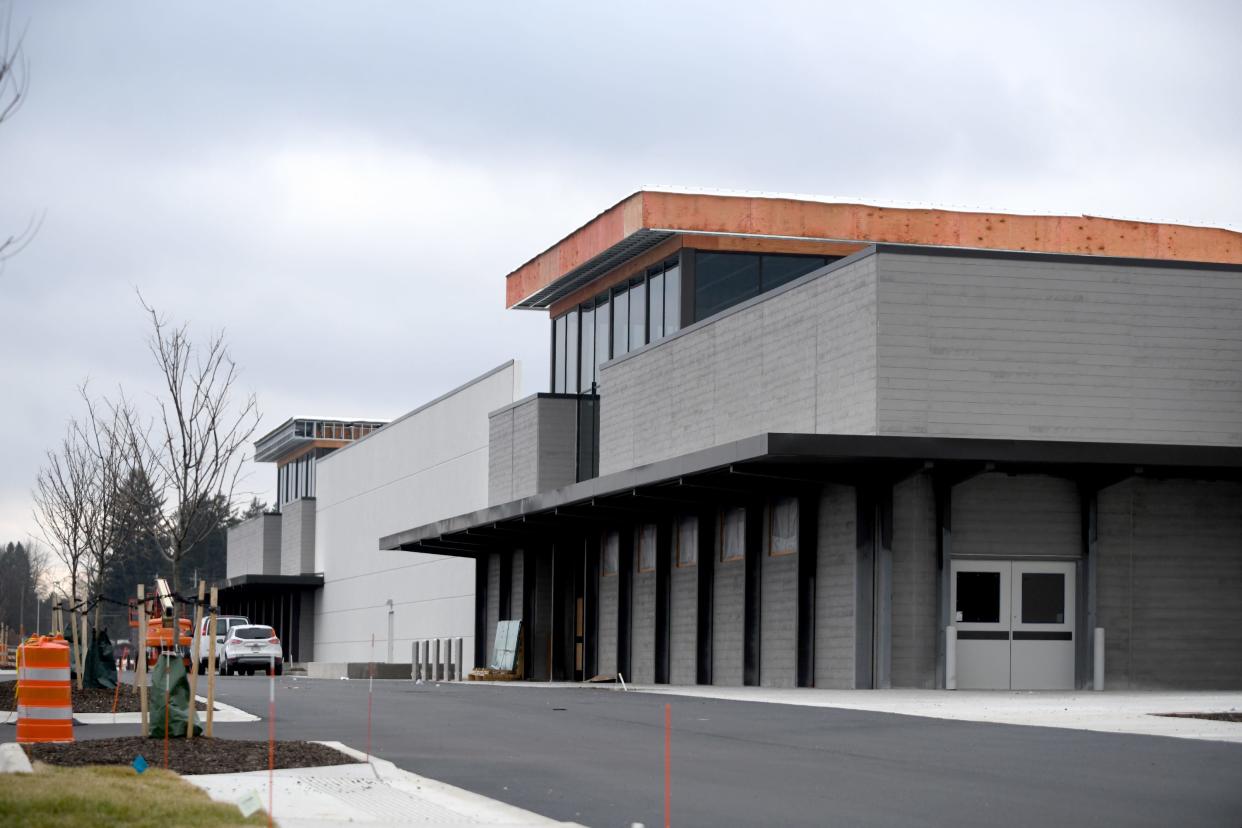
[1154,712,1242,723]
[0,680,208,713]
[24,736,359,775]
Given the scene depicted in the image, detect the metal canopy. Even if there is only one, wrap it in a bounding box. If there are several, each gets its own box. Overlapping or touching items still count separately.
[381,433,1242,556]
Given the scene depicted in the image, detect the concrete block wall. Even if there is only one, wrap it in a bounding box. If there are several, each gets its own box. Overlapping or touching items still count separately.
[280,497,316,576]
[875,252,1242,446]
[815,485,856,688]
[891,473,938,688]
[631,550,656,684]
[713,542,745,686]
[488,395,580,505]
[1097,478,1242,689]
[598,255,878,475]
[597,556,618,676]
[226,513,281,579]
[954,474,1080,558]
[485,552,500,663]
[669,546,698,685]
[759,541,798,688]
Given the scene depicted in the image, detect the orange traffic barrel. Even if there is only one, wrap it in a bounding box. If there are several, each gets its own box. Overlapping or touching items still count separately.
[16,635,74,743]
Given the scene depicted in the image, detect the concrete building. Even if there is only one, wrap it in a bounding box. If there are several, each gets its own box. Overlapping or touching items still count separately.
[224,366,523,673]
[377,190,1242,691]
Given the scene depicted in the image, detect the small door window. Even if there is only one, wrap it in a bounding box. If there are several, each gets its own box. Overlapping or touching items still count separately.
[1021,573,1065,624]
[956,571,1000,623]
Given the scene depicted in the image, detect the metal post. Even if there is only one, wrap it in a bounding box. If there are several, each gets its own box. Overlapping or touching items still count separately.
[432,639,441,681]
[945,626,957,691]
[411,641,418,681]
[420,640,429,680]
[454,638,463,681]
[1093,628,1105,691]
[441,637,450,681]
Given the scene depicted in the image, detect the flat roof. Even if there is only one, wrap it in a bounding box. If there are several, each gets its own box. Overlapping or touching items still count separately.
[380,432,1242,556]
[505,190,1242,310]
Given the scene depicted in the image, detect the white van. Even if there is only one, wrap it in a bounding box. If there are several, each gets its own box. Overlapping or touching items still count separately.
[193,615,250,673]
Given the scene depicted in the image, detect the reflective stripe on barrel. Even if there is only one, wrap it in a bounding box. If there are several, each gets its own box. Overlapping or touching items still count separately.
[17,704,74,720]
[17,666,71,682]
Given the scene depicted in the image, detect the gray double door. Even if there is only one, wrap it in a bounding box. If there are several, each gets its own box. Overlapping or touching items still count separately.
[951,559,1076,690]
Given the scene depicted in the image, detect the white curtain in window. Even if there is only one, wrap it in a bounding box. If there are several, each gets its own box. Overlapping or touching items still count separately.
[771,497,798,555]
[677,515,697,566]
[602,530,619,576]
[638,523,657,572]
[721,507,745,560]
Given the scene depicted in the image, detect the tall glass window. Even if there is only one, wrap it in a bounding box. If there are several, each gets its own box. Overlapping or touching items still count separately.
[566,309,579,394]
[612,286,629,358]
[649,271,665,341]
[595,296,610,373]
[629,280,646,349]
[553,314,567,393]
[696,253,761,321]
[762,255,828,291]
[664,264,682,334]
[579,306,595,391]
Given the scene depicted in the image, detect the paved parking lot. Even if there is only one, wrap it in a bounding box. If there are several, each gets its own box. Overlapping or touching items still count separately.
[6,676,1242,827]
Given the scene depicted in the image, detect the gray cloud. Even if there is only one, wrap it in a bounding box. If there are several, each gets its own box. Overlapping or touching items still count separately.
[2,0,1239,543]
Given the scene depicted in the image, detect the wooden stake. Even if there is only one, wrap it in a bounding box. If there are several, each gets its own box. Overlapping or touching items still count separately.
[137,584,148,734]
[206,586,218,738]
[187,580,205,741]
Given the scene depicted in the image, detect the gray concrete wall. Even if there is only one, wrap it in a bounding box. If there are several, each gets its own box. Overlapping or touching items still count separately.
[760,538,798,688]
[891,473,938,688]
[485,552,500,663]
[875,252,1242,446]
[511,552,524,621]
[280,497,316,576]
[670,551,698,685]
[598,559,619,676]
[226,512,281,579]
[598,255,878,475]
[488,395,580,505]
[816,485,856,688]
[713,541,746,686]
[954,474,1080,558]
[631,557,656,684]
[1097,478,1242,689]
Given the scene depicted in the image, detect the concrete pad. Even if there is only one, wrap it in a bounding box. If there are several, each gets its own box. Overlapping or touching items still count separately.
[575,684,1242,744]
[0,742,33,773]
[184,740,582,826]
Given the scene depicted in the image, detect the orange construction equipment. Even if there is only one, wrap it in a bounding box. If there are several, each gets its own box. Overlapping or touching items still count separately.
[16,635,74,743]
[128,578,193,667]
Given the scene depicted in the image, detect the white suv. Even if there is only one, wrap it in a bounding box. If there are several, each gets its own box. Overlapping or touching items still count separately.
[222,624,283,676]
[194,615,250,674]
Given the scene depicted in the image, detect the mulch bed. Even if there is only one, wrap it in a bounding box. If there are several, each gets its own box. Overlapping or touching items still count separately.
[1155,712,1242,723]
[24,737,359,775]
[0,680,208,713]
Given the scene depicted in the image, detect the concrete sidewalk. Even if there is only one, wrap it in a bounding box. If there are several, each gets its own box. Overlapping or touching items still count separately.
[185,741,584,827]
[465,680,1242,743]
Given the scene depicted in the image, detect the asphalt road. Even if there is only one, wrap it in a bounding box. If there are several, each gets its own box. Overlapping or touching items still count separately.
[6,675,1242,827]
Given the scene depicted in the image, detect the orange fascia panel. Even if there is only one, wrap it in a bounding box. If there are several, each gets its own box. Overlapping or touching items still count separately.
[505,191,1242,309]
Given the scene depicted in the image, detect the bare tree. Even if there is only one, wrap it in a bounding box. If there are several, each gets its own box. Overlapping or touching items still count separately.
[133,298,260,600]
[76,386,134,629]
[0,4,38,265]
[32,425,92,607]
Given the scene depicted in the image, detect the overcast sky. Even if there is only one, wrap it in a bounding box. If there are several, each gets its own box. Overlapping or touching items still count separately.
[1,1,1239,549]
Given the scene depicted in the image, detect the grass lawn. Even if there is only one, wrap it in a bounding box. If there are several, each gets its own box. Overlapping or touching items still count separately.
[0,762,267,827]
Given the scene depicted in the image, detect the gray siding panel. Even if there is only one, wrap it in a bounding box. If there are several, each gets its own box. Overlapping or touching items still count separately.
[1098,479,1242,689]
[280,497,316,576]
[760,549,798,688]
[815,485,856,688]
[953,474,1080,558]
[598,568,618,677]
[598,256,878,475]
[487,409,514,506]
[632,568,656,684]
[875,252,1242,446]
[670,562,697,685]
[489,396,579,505]
[713,555,745,686]
[227,513,281,579]
[891,473,938,688]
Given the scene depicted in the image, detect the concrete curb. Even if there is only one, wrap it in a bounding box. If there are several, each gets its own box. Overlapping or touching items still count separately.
[1,695,260,725]
[0,742,33,774]
[183,740,585,826]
